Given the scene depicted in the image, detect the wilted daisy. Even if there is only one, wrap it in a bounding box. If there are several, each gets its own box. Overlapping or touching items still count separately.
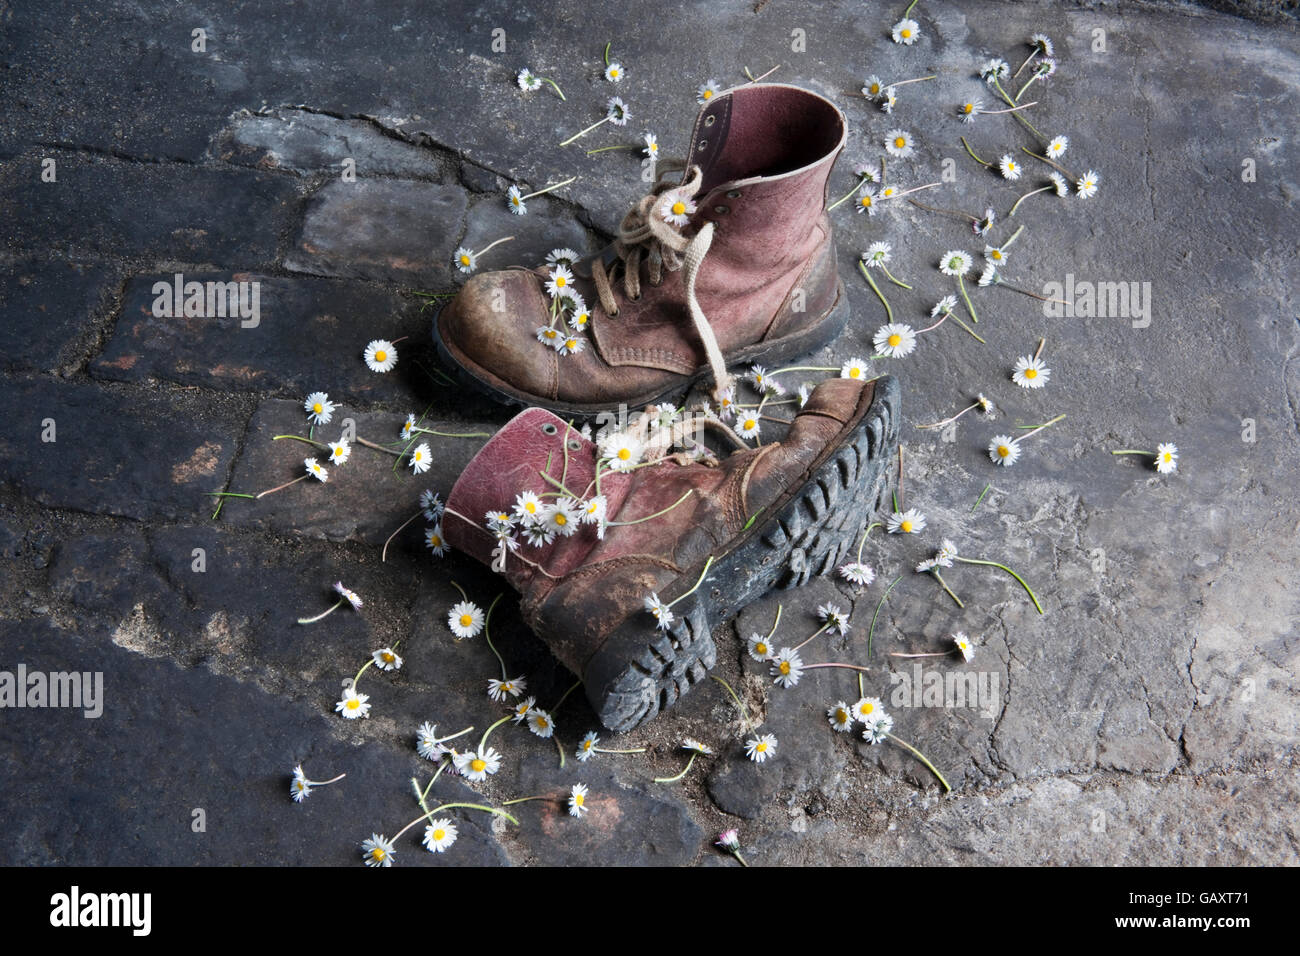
[517,68,542,91]
[416,722,449,760]
[421,489,444,522]
[1050,172,1069,196]
[1156,442,1179,474]
[604,62,624,82]
[958,98,982,123]
[361,833,396,867]
[873,323,918,358]
[975,207,997,235]
[662,193,697,228]
[457,747,502,781]
[364,339,398,373]
[425,524,447,557]
[511,696,537,723]
[683,738,714,755]
[852,696,884,722]
[600,432,643,469]
[796,383,812,408]
[770,647,805,689]
[939,250,973,276]
[880,87,898,113]
[863,241,891,267]
[545,264,575,299]
[642,132,659,159]
[448,600,485,639]
[980,58,1010,84]
[372,646,403,671]
[305,457,328,482]
[838,561,876,587]
[1046,135,1069,158]
[862,711,894,745]
[304,392,335,425]
[568,783,590,817]
[841,356,872,380]
[885,129,915,158]
[408,442,432,474]
[828,702,855,733]
[334,581,363,610]
[999,154,1022,180]
[746,733,778,763]
[979,263,999,287]
[953,632,976,662]
[697,79,721,103]
[931,294,958,317]
[336,687,371,719]
[1076,169,1100,199]
[328,439,350,466]
[423,819,458,853]
[892,18,920,44]
[644,593,675,630]
[936,539,959,566]
[522,523,555,548]
[886,508,926,534]
[1012,355,1050,389]
[606,96,630,125]
[818,603,851,635]
[988,434,1022,467]
[577,731,600,761]
[716,828,740,851]
[746,632,776,661]
[487,676,527,701]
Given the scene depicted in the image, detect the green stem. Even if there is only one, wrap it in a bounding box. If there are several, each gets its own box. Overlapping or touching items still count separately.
[886,733,952,793]
[961,136,992,167]
[827,177,869,211]
[954,557,1044,614]
[654,751,698,784]
[858,261,893,322]
[551,678,583,714]
[957,274,979,324]
[297,598,343,625]
[868,576,903,658]
[1001,224,1025,250]
[482,593,507,680]
[946,309,986,343]
[903,0,920,15]
[1008,186,1051,218]
[413,428,491,438]
[478,714,513,754]
[542,77,565,101]
[666,555,716,608]
[855,522,882,563]
[603,41,611,66]
[972,483,992,512]
[392,801,518,842]
[585,144,640,155]
[606,490,694,526]
[710,675,751,723]
[930,570,965,608]
[560,117,609,146]
[880,265,912,289]
[1111,449,1155,456]
[792,621,834,654]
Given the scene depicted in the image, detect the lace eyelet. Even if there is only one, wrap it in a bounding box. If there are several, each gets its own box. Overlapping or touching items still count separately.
[697,140,708,151]
[629,293,641,301]
[541,423,558,435]
[608,308,619,317]
[567,439,581,451]
[726,189,741,199]
[714,205,729,214]
[704,115,716,127]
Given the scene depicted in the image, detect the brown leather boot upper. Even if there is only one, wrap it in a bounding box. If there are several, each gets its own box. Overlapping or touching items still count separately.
[437,84,849,413]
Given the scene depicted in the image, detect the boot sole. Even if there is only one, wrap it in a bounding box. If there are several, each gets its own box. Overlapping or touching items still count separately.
[431,279,851,421]
[584,374,901,732]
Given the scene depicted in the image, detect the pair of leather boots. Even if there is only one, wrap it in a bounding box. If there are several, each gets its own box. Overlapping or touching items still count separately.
[436,84,899,730]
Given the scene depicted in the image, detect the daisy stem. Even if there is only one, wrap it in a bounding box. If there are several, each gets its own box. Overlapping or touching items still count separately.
[502,794,552,806]
[855,522,883,562]
[1033,336,1046,360]
[665,554,716,608]
[478,714,514,754]
[419,756,451,804]
[766,603,784,641]
[542,78,566,101]
[898,445,904,509]
[585,144,641,155]
[560,117,611,146]
[993,80,1044,136]
[1014,73,1041,103]
[1111,449,1155,456]
[603,41,611,66]
[792,622,834,654]
[771,365,839,375]
[475,236,515,258]
[868,575,903,658]
[308,772,347,786]
[393,802,519,843]
[732,850,750,867]
[946,310,986,343]
[957,275,979,324]
[954,556,1044,614]
[744,64,781,83]
[1001,224,1025,250]
[827,177,868,211]
[381,508,423,562]
[890,74,937,87]
[972,483,992,512]
[551,678,583,715]
[802,662,871,673]
[858,672,865,698]
[605,489,694,526]
[917,402,978,430]
[1013,413,1066,442]
[449,580,470,603]
[1000,281,1071,306]
[595,746,648,754]
[296,598,343,625]
[930,569,965,608]
[256,473,310,498]
[413,428,492,438]
[917,313,948,335]
[554,736,566,769]
[880,264,912,289]
[858,261,893,322]
[435,726,475,745]
[880,156,886,185]
[1020,147,1076,180]
[978,101,1037,114]
[890,651,949,658]
[482,592,507,681]
[709,674,752,723]
[960,136,992,167]
[886,733,952,793]
[1008,186,1051,218]
[352,658,375,691]
[654,751,698,784]
[522,176,578,199]
[208,491,256,499]
[902,0,920,15]
[888,182,942,200]
[1013,49,1038,79]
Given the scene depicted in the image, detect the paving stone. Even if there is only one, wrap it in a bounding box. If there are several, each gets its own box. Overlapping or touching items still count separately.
[285,180,469,286]
[456,193,597,284]
[0,258,122,373]
[91,272,426,406]
[0,378,242,522]
[0,159,299,266]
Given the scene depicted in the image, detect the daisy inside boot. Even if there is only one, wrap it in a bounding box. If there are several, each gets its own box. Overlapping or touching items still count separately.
[442,375,900,731]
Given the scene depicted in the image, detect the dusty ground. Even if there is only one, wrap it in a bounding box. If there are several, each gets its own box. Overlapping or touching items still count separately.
[1,0,1297,866]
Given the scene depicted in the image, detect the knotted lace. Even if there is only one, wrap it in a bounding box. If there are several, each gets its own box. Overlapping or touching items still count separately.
[591,163,735,398]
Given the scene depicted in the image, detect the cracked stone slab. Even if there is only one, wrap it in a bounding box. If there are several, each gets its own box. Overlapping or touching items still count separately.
[285,180,469,286]
[456,193,597,283]
[0,258,123,374]
[90,272,427,407]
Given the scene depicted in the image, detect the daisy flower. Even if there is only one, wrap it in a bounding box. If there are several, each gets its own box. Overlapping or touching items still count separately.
[535,325,561,347]
[838,562,876,587]
[554,334,586,356]
[577,731,600,761]
[545,247,580,268]
[644,593,675,631]
[423,819,458,853]
[458,747,502,781]
[979,263,999,287]
[304,392,335,425]
[931,294,958,317]
[796,383,812,407]
[425,523,447,557]
[862,711,894,744]
[290,766,312,802]
[745,733,777,763]
[569,305,592,331]
[507,185,527,215]
[874,323,918,358]
[408,442,432,474]
[541,498,581,537]
[517,68,542,91]
[885,129,914,158]
[886,508,926,534]
[715,386,738,421]
[841,356,871,379]
[746,632,776,662]
[334,581,363,609]
[855,187,879,215]
[1046,135,1069,159]
[416,722,448,760]
[454,247,477,273]
[1156,443,1179,474]
[892,18,920,44]
[1031,33,1054,56]
[1076,170,1100,199]
[522,523,555,548]
[682,738,714,755]
[1012,355,1050,389]
[828,702,855,733]
[604,62,624,82]
[487,676,527,701]
[818,603,851,635]
[305,457,328,482]
[880,88,898,113]
[939,250,973,276]
[916,557,938,573]
[975,207,997,235]
[448,600,485,639]
[862,75,885,99]
[372,647,403,671]
[980,58,1009,84]
[770,647,805,689]
[988,434,1022,467]
[511,696,537,723]
[420,489,444,522]
[569,783,590,817]
[642,132,659,159]
[600,432,643,470]
[749,364,784,395]
[999,154,1022,180]
[662,193,696,228]
[735,415,761,440]
[606,96,630,126]
[697,79,721,103]
[879,184,902,201]
[1050,172,1069,197]
[364,339,397,373]
[852,696,884,722]
[984,244,1009,266]
[513,490,543,524]
[716,829,740,851]
[863,242,891,267]
[361,833,395,867]
[953,632,975,662]
[958,99,982,123]
[545,264,575,298]
[335,687,371,720]
[400,413,417,441]
[328,439,350,466]
[526,708,556,738]
[936,539,959,566]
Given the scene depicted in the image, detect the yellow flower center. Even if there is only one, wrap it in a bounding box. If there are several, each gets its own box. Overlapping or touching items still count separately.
[432,828,445,841]
[756,741,767,752]
[555,275,566,287]
[371,847,386,861]
[901,28,912,38]
[779,661,791,675]
[536,716,549,729]
[346,699,359,710]
[554,513,567,526]
[870,83,880,95]
[998,445,1011,457]
[374,350,387,362]
[610,69,619,78]
[574,793,585,806]
[900,520,913,533]
[861,702,874,715]
[459,255,471,265]
[671,201,686,216]
[617,448,631,461]
[312,403,323,413]
[992,250,1002,260]
[470,758,486,773]
[894,137,906,149]
[963,103,974,114]
[702,89,713,99]
[849,367,861,378]
[755,642,768,656]
[836,708,849,722]
[888,334,902,348]
[457,613,473,628]
[861,196,872,207]
[565,339,577,349]
[884,187,896,197]
[430,534,442,547]
[1025,367,1038,379]
[381,652,394,663]
[583,741,593,751]
[744,419,756,430]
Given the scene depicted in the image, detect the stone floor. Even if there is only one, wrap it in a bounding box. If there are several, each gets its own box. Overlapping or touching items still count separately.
[1,0,1297,866]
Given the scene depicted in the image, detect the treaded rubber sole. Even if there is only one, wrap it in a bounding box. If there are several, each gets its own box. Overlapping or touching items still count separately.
[586,374,901,731]
[431,279,851,422]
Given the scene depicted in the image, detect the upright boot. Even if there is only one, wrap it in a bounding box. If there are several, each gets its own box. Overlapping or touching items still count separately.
[442,375,900,731]
[435,83,849,417]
